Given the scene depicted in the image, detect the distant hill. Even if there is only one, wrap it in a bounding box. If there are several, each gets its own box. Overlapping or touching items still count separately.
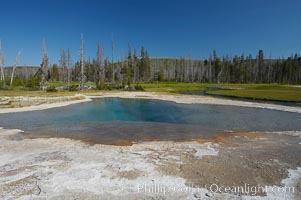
[3,66,39,79]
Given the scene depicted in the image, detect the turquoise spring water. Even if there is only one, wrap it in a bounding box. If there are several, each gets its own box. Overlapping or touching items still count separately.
[0,98,300,144]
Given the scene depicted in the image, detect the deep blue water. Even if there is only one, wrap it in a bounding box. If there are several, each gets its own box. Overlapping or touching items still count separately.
[0,98,300,144]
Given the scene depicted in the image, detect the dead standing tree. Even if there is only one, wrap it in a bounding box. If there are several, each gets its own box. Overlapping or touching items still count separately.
[10,49,22,87]
[0,40,5,85]
[111,33,115,83]
[60,48,67,82]
[41,40,49,90]
[97,41,104,86]
[34,39,49,90]
[79,33,84,90]
[67,48,72,89]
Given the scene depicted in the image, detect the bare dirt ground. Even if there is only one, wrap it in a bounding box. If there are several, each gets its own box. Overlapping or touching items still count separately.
[0,128,300,200]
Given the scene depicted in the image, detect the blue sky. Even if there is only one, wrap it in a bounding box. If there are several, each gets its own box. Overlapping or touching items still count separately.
[0,0,301,66]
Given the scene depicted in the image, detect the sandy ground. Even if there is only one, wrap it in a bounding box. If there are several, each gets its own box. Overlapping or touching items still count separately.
[0,92,301,199]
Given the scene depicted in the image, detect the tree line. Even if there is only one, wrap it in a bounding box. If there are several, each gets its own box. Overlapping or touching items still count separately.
[150,50,301,84]
[0,37,301,90]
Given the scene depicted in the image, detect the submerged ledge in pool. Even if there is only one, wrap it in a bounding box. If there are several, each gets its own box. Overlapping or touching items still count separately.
[0,98,301,145]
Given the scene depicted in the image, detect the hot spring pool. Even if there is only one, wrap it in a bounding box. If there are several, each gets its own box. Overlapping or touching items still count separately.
[0,98,300,144]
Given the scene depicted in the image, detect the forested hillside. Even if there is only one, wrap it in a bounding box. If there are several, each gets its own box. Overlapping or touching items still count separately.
[1,44,301,90]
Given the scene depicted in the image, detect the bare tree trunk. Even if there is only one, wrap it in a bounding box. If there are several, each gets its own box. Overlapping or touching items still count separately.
[0,67,4,83]
[97,41,103,86]
[67,48,72,89]
[111,33,115,83]
[0,40,5,84]
[10,67,16,87]
[80,34,84,90]
[10,50,22,87]
[60,48,67,82]
[39,39,49,90]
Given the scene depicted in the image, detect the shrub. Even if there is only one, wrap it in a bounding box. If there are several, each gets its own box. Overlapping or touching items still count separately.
[134,84,144,91]
[26,75,40,90]
[46,85,57,92]
[96,80,105,90]
[12,77,25,87]
[69,84,79,91]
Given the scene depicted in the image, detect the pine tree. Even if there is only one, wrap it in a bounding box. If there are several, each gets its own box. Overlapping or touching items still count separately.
[51,64,59,81]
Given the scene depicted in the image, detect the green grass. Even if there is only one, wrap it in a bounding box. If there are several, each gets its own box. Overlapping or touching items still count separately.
[1,82,301,103]
[140,82,209,93]
[206,85,301,102]
[141,82,301,102]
